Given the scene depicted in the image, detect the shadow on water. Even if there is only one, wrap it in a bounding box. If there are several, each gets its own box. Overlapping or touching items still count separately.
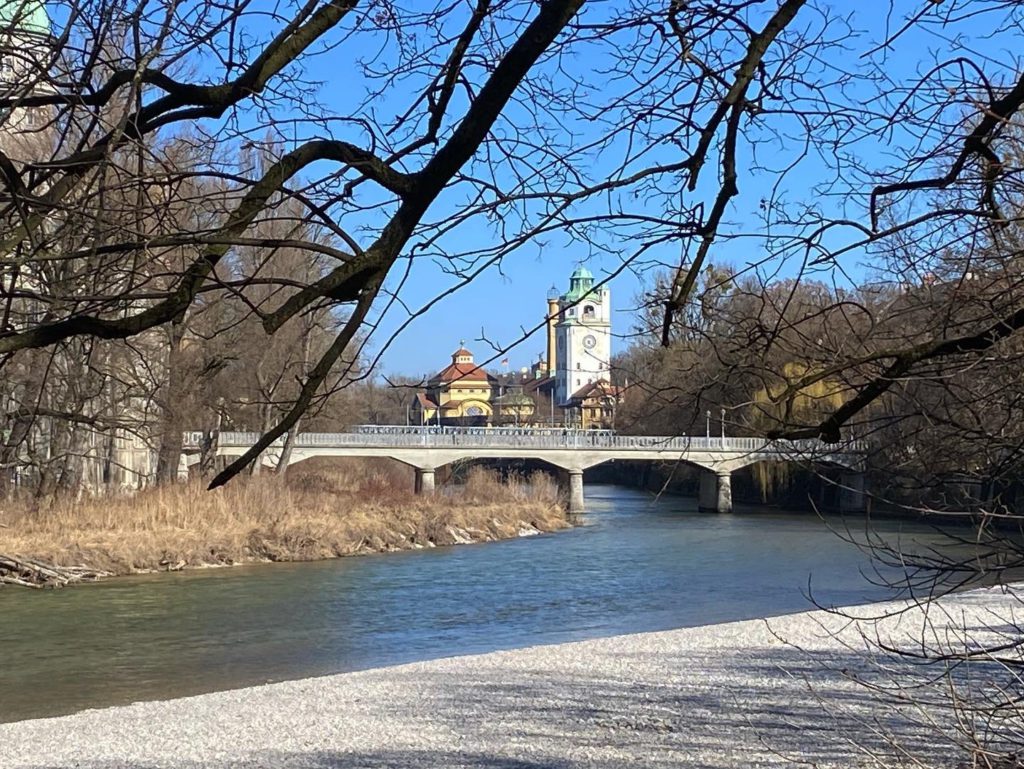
[0,484,968,723]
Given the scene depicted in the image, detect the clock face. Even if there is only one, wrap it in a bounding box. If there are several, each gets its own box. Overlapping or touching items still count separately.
[583,334,597,350]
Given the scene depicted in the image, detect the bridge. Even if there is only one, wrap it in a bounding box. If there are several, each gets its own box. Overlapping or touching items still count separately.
[183,427,867,514]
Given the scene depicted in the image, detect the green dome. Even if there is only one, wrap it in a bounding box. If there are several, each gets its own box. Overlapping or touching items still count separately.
[571,265,593,281]
[0,0,50,34]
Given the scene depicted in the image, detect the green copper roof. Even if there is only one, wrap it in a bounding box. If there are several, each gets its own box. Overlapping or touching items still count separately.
[0,0,50,34]
[564,264,596,302]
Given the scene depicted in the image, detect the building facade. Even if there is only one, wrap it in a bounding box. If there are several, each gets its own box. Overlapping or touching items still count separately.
[0,2,161,492]
[0,0,55,164]
[410,345,500,426]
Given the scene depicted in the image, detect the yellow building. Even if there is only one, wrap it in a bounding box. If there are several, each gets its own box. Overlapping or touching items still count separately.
[410,346,499,426]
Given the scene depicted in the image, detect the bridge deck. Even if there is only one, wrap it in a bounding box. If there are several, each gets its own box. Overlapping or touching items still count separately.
[185,426,865,454]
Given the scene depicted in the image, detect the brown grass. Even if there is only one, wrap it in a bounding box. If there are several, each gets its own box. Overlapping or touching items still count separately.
[0,461,567,576]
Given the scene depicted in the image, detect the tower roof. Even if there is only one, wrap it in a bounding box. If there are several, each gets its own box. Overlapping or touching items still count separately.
[564,263,597,302]
[0,0,50,34]
[570,265,593,281]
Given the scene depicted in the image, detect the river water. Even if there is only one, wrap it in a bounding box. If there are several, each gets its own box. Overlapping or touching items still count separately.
[0,485,958,723]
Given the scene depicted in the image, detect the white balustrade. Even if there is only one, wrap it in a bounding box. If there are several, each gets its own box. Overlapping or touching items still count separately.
[183,426,866,457]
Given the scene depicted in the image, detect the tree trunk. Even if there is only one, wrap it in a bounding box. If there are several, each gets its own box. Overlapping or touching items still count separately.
[276,420,300,473]
[156,320,188,484]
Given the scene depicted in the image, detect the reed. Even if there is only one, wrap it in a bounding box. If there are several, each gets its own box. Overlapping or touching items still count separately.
[0,461,566,577]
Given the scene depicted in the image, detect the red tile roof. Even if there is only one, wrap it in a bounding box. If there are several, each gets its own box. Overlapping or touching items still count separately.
[432,362,495,383]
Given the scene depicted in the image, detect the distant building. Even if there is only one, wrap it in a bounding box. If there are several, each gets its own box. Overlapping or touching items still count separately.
[563,380,621,430]
[552,266,612,406]
[409,265,622,429]
[410,345,499,426]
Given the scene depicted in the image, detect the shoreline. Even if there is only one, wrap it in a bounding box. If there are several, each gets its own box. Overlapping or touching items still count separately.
[1,585,1018,767]
[0,464,567,587]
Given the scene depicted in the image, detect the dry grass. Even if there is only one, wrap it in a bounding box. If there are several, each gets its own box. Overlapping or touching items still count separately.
[0,461,567,576]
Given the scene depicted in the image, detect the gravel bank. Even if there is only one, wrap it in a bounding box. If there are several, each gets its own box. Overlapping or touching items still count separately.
[1,586,1019,768]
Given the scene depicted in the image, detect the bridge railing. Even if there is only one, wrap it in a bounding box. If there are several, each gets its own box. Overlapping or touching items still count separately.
[183,427,866,455]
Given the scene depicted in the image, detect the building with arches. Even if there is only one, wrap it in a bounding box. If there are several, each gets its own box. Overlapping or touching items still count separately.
[410,345,500,426]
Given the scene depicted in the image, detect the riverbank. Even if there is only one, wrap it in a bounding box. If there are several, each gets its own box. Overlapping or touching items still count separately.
[0,585,1018,767]
[0,462,567,583]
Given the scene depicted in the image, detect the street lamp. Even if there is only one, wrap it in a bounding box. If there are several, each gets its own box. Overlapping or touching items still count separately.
[705,409,711,439]
[720,407,726,440]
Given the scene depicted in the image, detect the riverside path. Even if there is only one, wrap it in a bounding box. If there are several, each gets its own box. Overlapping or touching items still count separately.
[183,427,867,514]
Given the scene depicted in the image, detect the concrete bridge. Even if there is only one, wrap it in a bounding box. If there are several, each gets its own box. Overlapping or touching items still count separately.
[183,427,868,514]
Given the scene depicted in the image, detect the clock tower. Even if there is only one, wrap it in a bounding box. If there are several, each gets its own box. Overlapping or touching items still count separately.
[554,265,611,405]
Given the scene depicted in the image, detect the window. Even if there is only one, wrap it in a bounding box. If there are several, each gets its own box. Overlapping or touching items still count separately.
[576,363,581,370]
[583,305,595,318]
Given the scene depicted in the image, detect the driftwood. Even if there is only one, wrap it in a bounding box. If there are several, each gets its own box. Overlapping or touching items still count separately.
[0,554,111,588]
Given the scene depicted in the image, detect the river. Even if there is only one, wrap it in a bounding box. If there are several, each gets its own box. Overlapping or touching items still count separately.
[0,485,960,723]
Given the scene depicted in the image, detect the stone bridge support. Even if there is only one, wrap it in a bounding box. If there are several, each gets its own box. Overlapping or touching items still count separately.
[566,469,585,515]
[838,471,866,513]
[414,468,436,495]
[698,469,733,513]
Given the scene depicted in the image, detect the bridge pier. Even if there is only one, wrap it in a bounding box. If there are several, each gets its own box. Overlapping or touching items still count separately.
[414,468,436,495]
[838,471,866,513]
[567,469,585,514]
[698,469,733,513]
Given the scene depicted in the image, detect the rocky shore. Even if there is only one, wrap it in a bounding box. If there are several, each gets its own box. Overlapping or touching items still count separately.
[1,585,1018,767]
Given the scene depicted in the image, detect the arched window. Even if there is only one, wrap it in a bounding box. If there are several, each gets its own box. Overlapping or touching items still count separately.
[583,305,595,318]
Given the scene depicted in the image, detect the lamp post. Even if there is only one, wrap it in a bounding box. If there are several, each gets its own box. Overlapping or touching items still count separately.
[720,407,726,440]
[705,409,711,439]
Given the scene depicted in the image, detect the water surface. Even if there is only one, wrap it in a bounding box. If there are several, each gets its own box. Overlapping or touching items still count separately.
[0,485,959,722]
